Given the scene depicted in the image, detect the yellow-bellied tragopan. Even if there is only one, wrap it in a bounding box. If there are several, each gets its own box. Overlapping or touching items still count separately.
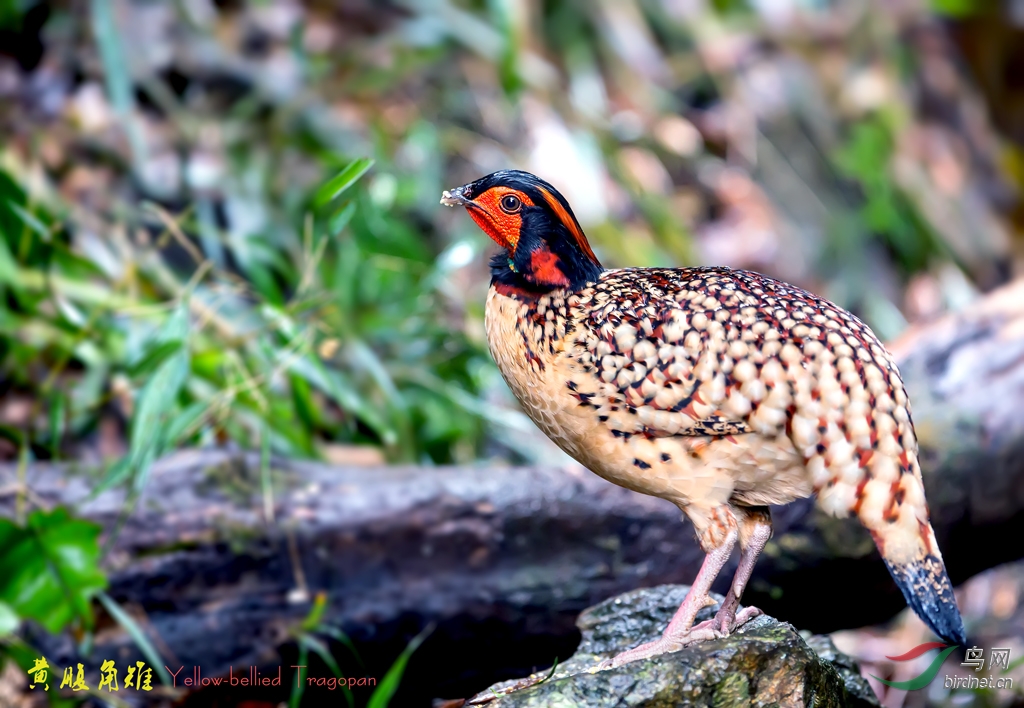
[442,170,965,667]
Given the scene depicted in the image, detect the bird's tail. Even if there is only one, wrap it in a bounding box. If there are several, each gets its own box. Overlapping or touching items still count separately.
[883,553,965,646]
[855,469,966,646]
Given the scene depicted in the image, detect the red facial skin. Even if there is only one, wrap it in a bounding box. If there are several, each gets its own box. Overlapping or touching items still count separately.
[469,184,599,296]
[466,186,534,251]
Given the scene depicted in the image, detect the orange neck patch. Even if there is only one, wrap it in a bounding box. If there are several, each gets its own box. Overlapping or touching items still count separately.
[527,247,570,288]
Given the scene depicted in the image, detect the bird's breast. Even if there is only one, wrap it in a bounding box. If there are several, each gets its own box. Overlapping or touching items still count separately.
[484,286,591,454]
[483,286,744,503]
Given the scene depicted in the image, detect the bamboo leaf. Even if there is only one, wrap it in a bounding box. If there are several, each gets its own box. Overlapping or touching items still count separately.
[126,339,184,379]
[47,390,65,460]
[6,201,51,240]
[313,158,374,207]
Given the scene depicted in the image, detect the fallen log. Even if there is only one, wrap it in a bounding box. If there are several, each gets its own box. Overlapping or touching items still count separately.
[3,280,1024,705]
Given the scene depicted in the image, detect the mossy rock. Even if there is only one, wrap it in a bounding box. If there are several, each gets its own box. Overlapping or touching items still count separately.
[467,585,880,707]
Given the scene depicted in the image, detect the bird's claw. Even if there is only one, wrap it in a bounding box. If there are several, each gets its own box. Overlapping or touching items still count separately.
[597,605,764,670]
[704,604,763,635]
[598,626,724,670]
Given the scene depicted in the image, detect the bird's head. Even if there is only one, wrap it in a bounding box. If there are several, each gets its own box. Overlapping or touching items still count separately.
[441,170,603,296]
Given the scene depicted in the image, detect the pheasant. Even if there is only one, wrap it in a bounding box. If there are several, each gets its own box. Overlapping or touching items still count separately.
[441,169,966,667]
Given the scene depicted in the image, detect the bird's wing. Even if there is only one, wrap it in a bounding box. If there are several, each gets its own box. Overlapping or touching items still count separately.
[558,268,766,439]
[558,266,895,442]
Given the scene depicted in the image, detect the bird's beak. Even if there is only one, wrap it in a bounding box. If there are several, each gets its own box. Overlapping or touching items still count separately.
[440,184,474,208]
[441,181,516,252]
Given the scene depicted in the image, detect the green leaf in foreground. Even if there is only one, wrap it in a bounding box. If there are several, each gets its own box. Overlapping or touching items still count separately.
[313,158,374,207]
[289,641,309,708]
[0,508,107,633]
[0,600,20,636]
[366,623,434,708]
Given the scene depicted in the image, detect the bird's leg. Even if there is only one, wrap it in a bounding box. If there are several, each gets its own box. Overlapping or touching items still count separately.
[693,505,772,635]
[605,506,738,668]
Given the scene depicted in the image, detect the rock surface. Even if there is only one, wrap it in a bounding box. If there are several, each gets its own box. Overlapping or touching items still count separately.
[467,585,881,707]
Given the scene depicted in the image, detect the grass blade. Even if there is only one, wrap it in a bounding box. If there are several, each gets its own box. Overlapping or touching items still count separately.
[97,592,173,686]
[47,390,65,460]
[319,625,364,670]
[366,623,433,708]
[313,158,374,207]
[125,304,190,493]
[89,0,147,173]
[260,419,274,523]
[126,339,184,378]
[289,641,309,708]
[300,634,353,708]
[6,201,51,240]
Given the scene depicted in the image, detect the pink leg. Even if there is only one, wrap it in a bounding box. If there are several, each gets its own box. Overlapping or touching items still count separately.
[603,505,773,670]
[604,525,737,668]
[693,509,772,635]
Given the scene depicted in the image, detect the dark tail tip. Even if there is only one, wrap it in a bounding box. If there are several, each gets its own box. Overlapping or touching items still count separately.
[885,555,966,646]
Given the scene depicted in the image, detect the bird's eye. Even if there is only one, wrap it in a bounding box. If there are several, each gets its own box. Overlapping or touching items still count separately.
[499,194,522,213]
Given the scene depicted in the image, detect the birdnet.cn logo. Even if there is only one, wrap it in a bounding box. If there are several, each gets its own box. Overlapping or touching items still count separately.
[872,643,1014,690]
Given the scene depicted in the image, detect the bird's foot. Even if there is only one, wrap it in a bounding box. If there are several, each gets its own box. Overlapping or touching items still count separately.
[598,605,763,670]
[697,603,763,635]
[598,625,723,669]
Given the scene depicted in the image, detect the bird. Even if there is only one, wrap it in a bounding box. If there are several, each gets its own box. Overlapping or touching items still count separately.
[440,169,966,668]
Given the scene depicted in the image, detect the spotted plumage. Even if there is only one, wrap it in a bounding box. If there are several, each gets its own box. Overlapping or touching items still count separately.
[442,170,965,667]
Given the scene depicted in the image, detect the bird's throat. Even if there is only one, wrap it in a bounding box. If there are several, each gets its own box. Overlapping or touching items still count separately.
[490,244,601,299]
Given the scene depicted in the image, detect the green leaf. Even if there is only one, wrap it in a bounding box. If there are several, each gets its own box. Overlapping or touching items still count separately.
[125,304,190,492]
[48,390,65,460]
[94,457,130,496]
[299,634,343,679]
[300,591,329,633]
[328,201,357,236]
[533,657,559,686]
[489,0,523,96]
[929,0,981,16]
[90,0,147,171]
[319,625,364,670]
[164,401,208,448]
[6,201,51,241]
[126,339,184,379]
[289,641,309,708]
[288,355,396,445]
[95,305,190,497]
[0,600,20,636]
[299,634,354,708]
[97,592,173,686]
[313,158,374,207]
[366,623,433,708]
[0,237,19,291]
[290,371,318,432]
[0,508,107,633]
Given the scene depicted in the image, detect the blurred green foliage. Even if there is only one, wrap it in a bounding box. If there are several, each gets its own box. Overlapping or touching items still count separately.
[832,118,943,275]
[1,0,1010,473]
[0,0,34,30]
[0,0,1020,705]
[0,148,496,465]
